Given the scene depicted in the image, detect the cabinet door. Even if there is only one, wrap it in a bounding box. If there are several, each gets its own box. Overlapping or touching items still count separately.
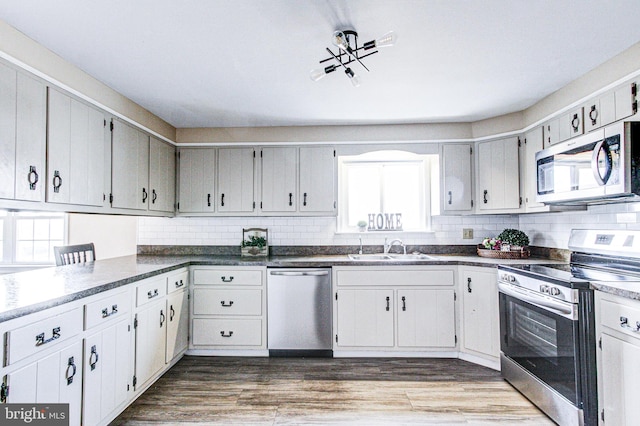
[177,148,216,213]
[544,118,560,147]
[477,137,520,211]
[336,289,394,347]
[0,62,17,199]
[615,82,637,121]
[299,146,336,214]
[15,72,46,202]
[83,319,131,426]
[461,269,499,357]
[135,298,167,388]
[260,147,297,212]
[166,289,189,363]
[441,143,473,212]
[218,147,255,213]
[600,332,640,425]
[111,120,150,210]
[149,137,176,213]
[397,289,456,348]
[521,127,547,211]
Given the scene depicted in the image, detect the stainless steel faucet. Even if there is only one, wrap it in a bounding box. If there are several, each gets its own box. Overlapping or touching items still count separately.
[359,236,363,255]
[384,238,406,255]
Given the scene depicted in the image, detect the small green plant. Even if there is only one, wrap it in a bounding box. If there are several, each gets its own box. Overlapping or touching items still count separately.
[242,235,267,249]
[497,229,529,247]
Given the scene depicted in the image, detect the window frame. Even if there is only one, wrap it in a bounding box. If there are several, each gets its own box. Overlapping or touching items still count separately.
[0,210,67,266]
[336,150,437,233]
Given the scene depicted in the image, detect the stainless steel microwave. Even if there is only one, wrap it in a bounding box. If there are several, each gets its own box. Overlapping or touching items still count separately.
[535,121,640,205]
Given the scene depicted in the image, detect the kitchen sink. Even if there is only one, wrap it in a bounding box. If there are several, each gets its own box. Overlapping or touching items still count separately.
[347,253,438,261]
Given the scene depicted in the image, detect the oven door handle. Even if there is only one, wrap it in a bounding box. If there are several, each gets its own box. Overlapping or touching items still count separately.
[498,283,577,320]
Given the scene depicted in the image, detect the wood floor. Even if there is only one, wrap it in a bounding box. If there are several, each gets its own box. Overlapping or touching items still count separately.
[113,356,554,425]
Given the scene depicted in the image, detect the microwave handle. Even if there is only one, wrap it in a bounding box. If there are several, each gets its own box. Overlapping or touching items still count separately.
[591,139,612,186]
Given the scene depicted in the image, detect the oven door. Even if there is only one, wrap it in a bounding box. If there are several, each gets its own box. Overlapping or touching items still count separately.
[499,284,580,405]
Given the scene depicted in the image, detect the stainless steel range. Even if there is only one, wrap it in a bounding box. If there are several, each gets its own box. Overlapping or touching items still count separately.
[498,229,640,426]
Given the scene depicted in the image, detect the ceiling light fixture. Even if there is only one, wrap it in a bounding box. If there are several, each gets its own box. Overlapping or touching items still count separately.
[310,29,397,86]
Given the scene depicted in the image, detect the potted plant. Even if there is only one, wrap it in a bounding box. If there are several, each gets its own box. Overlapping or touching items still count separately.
[497,229,530,250]
[241,228,268,257]
[357,220,367,232]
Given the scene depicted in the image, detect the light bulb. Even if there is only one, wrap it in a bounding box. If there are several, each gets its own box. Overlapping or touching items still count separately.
[310,68,326,81]
[332,30,349,50]
[375,31,397,48]
[345,68,361,87]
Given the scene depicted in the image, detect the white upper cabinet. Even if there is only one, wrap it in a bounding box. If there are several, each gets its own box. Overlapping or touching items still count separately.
[111,119,150,210]
[583,91,616,133]
[299,146,336,214]
[520,127,549,212]
[0,62,46,202]
[149,137,176,213]
[177,148,216,213]
[47,88,108,207]
[476,136,520,212]
[218,147,255,213]
[260,147,297,213]
[440,143,474,213]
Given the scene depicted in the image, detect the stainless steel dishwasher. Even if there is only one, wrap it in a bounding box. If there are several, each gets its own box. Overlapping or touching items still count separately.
[267,268,332,357]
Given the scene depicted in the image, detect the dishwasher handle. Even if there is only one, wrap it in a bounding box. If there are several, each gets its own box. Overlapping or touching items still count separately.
[269,270,329,277]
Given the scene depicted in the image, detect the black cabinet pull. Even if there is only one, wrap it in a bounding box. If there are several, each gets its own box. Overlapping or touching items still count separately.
[147,289,159,299]
[483,190,488,204]
[221,276,234,283]
[35,326,61,347]
[303,192,307,206]
[401,296,406,311]
[571,113,580,132]
[207,193,211,207]
[170,305,175,321]
[101,304,118,318]
[589,105,598,125]
[467,277,472,293]
[220,331,233,338]
[28,165,39,190]
[89,345,99,371]
[221,193,225,206]
[152,189,157,204]
[53,170,62,193]
[385,296,390,311]
[288,192,293,206]
[448,191,452,205]
[220,300,234,307]
[65,356,77,385]
[142,188,148,203]
[175,279,184,288]
[160,309,165,327]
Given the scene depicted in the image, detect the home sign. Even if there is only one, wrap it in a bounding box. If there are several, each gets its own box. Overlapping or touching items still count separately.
[367,213,403,231]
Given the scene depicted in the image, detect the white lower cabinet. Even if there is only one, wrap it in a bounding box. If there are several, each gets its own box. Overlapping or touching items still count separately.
[83,318,131,426]
[459,267,499,361]
[3,341,83,425]
[595,291,640,425]
[333,266,457,352]
[190,266,266,351]
[134,297,167,389]
[166,288,189,363]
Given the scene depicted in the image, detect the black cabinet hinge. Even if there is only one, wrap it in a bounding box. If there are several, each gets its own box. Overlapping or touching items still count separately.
[109,193,113,204]
[517,137,521,147]
[601,409,605,422]
[470,199,474,208]
[253,201,256,209]
[455,335,457,344]
[633,100,638,115]
[103,119,106,127]
[469,146,473,155]
[133,375,137,387]
[260,201,263,209]
[177,202,180,210]
[519,197,523,206]
[335,292,338,301]
[110,121,114,132]
[333,149,336,157]
[335,334,338,343]
[632,82,637,96]
[253,150,256,158]
[598,337,602,349]
[453,292,457,301]
[134,316,138,329]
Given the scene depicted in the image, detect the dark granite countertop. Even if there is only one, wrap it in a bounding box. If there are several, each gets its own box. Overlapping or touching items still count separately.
[0,253,564,323]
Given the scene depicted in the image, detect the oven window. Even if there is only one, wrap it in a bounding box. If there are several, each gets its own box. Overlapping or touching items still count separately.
[512,304,558,362]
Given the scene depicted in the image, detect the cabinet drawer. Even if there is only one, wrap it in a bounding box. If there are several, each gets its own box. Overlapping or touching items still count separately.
[6,307,83,365]
[335,269,455,286]
[193,289,262,316]
[193,269,262,286]
[136,277,167,307]
[192,319,262,346]
[84,290,131,330]
[167,270,188,294]
[600,298,640,340]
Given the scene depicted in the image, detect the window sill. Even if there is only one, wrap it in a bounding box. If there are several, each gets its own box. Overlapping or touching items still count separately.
[334,230,436,235]
[0,264,54,275]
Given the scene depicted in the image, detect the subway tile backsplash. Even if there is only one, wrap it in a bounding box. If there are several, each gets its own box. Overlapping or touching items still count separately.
[138,202,640,250]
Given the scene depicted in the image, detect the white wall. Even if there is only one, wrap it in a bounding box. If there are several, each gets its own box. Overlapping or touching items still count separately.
[68,214,138,259]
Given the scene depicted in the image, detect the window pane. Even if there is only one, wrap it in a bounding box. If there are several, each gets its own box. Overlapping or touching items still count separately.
[16,241,34,262]
[16,219,34,240]
[347,165,381,226]
[50,219,65,240]
[33,219,50,240]
[383,164,422,229]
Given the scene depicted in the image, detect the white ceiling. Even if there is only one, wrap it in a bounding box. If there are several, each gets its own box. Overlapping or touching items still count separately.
[1,1,640,128]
